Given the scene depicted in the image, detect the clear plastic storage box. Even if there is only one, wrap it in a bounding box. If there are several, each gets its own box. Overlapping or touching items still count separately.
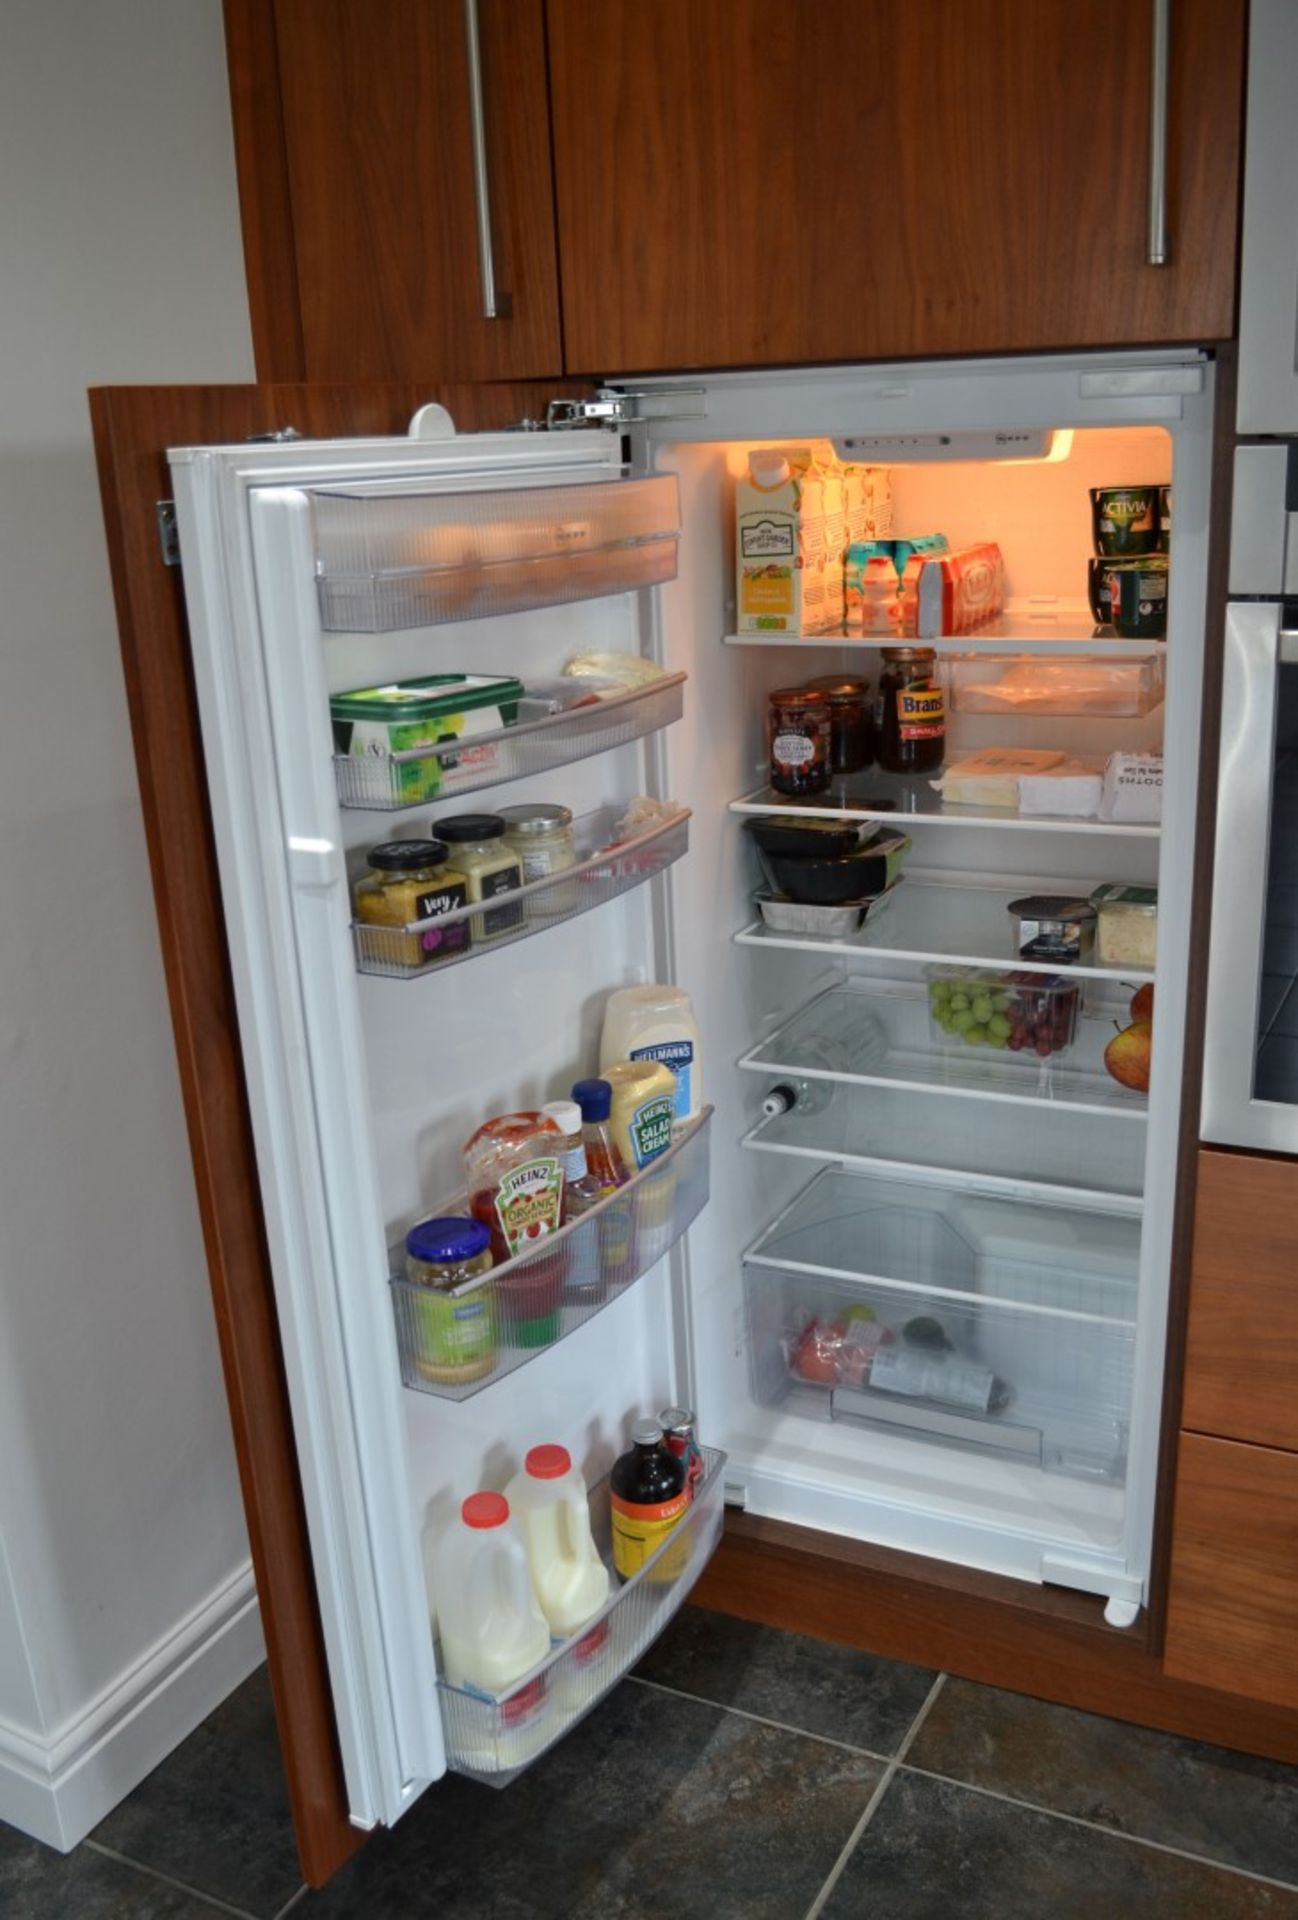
[926,966,1081,1060]
[310,475,681,632]
[742,1168,1138,1482]
[946,653,1165,717]
[436,1446,726,1782]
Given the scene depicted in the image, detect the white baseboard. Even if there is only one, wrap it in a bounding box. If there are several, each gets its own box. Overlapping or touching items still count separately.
[0,1560,264,1852]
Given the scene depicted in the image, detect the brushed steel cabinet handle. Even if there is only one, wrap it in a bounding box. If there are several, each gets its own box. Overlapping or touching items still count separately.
[464,0,509,319]
[1147,0,1171,265]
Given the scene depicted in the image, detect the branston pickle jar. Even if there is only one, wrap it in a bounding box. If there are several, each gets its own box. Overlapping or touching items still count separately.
[875,648,945,775]
[768,686,831,796]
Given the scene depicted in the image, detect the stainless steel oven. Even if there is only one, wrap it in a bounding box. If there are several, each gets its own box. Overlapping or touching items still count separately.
[1202,447,1298,1148]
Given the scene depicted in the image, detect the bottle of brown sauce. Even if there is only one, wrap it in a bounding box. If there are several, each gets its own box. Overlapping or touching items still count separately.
[875,647,945,775]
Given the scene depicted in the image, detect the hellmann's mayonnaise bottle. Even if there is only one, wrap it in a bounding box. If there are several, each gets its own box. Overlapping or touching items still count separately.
[600,984,702,1124]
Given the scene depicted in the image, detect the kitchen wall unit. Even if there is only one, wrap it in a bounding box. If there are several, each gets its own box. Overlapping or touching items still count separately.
[225,0,563,382]
[224,0,1245,383]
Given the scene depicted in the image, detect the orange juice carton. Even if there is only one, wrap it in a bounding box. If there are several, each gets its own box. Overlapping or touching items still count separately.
[737,447,838,633]
[843,464,894,545]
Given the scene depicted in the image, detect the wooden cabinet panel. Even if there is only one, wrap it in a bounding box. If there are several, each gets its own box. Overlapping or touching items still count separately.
[1164,1433,1298,1710]
[547,0,1244,375]
[1182,1149,1298,1451]
[264,0,562,382]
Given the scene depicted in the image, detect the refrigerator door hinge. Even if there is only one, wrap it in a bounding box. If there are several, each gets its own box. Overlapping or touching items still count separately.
[155,499,180,567]
[723,1478,749,1510]
[1039,1553,1144,1629]
[545,386,708,431]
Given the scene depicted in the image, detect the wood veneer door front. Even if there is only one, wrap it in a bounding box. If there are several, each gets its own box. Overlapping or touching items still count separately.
[547,0,1245,375]
[1182,1148,1298,1451]
[1164,1433,1298,1711]
[243,0,563,382]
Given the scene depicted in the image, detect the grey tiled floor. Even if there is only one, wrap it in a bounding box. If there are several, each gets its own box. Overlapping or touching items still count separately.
[6,1607,1298,1918]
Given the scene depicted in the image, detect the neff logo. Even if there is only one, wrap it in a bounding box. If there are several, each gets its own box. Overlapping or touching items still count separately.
[742,518,795,558]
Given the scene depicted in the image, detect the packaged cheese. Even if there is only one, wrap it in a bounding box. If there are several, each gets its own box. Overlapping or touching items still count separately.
[932,749,1066,810]
[1017,757,1105,818]
[1100,752,1163,823]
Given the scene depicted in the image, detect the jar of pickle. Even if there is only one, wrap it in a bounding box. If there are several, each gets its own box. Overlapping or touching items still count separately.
[353,840,470,972]
[874,648,945,775]
[403,1216,496,1385]
[806,675,873,776]
[768,687,831,796]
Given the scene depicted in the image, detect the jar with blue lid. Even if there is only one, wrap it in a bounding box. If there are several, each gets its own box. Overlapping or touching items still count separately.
[404,1216,496,1385]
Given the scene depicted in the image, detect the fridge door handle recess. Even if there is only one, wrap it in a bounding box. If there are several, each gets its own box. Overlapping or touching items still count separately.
[1145,0,1170,266]
[1202,601,1298,1150]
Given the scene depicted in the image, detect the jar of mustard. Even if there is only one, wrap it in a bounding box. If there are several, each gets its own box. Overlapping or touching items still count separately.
[436,815,524,941]
[354,839,470,972]
[403,1216,495,1384]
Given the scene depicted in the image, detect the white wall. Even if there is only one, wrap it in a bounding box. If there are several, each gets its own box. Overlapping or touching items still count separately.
[0,0,263,1846]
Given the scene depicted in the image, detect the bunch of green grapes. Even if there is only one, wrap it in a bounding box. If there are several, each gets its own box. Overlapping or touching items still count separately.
[927,973,1014,1049]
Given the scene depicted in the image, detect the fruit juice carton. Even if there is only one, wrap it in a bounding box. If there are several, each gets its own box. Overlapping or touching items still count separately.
[736,447,835,632]
[843,464,894,543]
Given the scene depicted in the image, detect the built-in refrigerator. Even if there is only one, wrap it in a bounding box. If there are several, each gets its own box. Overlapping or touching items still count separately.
[168,346,1213,1831]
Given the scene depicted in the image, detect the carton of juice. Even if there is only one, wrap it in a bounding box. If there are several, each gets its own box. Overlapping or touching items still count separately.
[736,448,838,633]
[843,464,894,545]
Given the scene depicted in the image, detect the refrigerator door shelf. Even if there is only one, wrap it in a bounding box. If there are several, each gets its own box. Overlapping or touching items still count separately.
[391,1108,713,1403]
[334,671,686,811]
[740,982,1149,1120]
[730,779,1160,839]
[733,874,1156,984]
[351,803,690,978]
[311,472,681,632]
[437,1447,726,1784]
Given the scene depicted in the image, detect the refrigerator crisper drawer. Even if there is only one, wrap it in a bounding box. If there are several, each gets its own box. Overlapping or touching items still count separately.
[351,803,690,978]
[333,672,686,811]
[310,475,681,632]
[437,1448,726,1784]
[743,1169,1138,1483]
[391,1109,712,1402]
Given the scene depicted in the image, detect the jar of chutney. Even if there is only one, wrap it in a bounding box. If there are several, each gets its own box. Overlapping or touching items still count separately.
[875,648,945,775]
[768,687,831,796]
[806,674,873,776]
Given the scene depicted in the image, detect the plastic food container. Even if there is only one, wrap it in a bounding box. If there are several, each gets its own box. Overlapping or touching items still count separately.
[1090,884,1158,968]
[1007,895,1096,965]
[330,674,524,805]
[742,814,880,860]
[752,828,911,904]
[946,656,1164,718]
[927,966,1081,1059]
[754,884,901,937]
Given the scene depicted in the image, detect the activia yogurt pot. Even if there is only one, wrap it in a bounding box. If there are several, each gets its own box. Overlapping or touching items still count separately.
[1090,485,1161,558]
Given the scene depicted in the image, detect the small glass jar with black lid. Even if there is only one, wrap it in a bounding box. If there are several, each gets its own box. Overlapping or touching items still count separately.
[806,674,873,776]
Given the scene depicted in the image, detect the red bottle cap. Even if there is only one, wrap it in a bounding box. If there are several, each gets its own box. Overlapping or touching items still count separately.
[524,1444,572,1480]
[462,1491,509,1529]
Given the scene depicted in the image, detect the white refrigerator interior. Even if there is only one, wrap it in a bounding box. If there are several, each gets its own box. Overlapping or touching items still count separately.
[169,348,1212,1832]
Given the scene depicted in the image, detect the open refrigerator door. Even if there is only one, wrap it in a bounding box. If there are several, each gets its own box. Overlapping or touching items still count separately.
[169,345,1212,1830]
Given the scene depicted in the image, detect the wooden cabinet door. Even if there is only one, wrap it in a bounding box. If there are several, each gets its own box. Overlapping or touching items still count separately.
[1164,1433,1298,1710]
[1182,1149,1298,1452]
[231,0,563,382]
[546,0,1244,375]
